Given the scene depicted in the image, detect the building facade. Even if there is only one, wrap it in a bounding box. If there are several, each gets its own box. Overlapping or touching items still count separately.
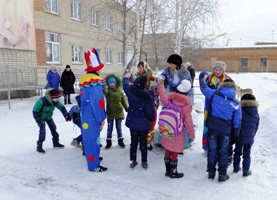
[0,0,135,75]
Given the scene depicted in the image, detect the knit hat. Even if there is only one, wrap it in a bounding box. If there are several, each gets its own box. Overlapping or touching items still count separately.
[133,76,147,90]
[107,77,117,85]
[84,48,104,72]
[176,80,191,93]
[213,61,226,72]
[167,54,182,67]
[50,89,61,98]
[241,94,256,101]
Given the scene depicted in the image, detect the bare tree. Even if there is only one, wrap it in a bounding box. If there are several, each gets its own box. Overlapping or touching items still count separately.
[143,0,222,66]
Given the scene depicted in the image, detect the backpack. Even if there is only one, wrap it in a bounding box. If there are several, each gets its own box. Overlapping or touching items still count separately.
[158,100,184,139]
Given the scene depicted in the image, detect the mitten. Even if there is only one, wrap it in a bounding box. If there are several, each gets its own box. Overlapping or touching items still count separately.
[199,71,208,79]
[65,114,71,121]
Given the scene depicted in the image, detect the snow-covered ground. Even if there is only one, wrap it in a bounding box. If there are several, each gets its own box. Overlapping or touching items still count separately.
[0,72,277,200]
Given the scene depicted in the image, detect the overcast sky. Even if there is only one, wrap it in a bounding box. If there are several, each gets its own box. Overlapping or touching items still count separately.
[215,0,277,47]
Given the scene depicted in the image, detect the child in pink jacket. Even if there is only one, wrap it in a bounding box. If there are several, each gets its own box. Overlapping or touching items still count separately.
[157,78,195,178]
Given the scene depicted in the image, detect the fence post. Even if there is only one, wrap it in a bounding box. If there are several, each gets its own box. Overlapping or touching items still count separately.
[6,65,11,109]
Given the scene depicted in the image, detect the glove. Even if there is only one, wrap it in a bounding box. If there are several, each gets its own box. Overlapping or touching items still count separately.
[199,71,208,79]
[65,114,71,121]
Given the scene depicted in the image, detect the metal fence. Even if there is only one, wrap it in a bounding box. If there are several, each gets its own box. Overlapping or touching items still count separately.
[0,65,85,109]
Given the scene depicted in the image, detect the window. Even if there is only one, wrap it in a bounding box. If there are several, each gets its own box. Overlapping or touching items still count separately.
[45,0,59,14]
[118,21,123,33]
[118,51,123,64]
[71,1,81,20]
[260,57,267,67]
[91,9,99,26]
[105,15,112,30]
[241,57,248,67]
[105,49,112,63]
[45,32,60,63]
[72,46,83,63]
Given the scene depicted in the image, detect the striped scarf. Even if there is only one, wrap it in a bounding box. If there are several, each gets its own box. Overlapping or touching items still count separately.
[208,73,232,89]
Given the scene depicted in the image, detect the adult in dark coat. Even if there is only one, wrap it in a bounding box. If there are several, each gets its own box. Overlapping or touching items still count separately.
[60,65,76,104]
[123,73,155,169]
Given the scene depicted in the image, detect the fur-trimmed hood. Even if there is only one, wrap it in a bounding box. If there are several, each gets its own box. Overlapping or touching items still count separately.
[168,92,191,106]
[169,63,187,78]
[217,80,238,91]
[241,99,259,108]
[104,73,122,88]
[45,89,55,103]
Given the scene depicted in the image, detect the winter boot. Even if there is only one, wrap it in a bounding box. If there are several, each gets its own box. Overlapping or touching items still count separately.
[105,139,112,149]
[243,170,252,177]
[218,174,230,182]
[169,159,184,178]
[147,143,153,150]
[141,162,148,169]
[68,98,72,104]
[118,138,125,148]
[91,165,108,172]
[64,99,67,105]
[164,158,171,177]
[53,138,65,148]
[130,160,138,169]
[70,139,82,149]
[208,171,216,179]
[37,141,45,153]
[233,167,241,173]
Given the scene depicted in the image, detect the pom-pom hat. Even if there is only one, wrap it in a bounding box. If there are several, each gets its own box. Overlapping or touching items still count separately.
[84,48,104,72]
[176,80,191,93]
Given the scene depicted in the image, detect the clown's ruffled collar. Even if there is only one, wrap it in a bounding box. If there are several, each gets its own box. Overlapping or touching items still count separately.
[79,73,106,88]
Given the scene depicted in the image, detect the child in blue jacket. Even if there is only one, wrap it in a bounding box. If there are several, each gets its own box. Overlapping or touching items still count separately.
[123,73,155,169]
[199,71,242,182]
[233,94,260,177]
[69,95,82,148]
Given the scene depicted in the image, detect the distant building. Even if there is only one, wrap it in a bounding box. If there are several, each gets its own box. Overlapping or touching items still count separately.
[195,46,277,72]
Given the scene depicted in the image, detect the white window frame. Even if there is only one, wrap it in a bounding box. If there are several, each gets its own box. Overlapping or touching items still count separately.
[118,21,123,33]
[45,32,60,63]
[118,51,123,64]
[71,1,81,21]
[105,49,112,63]
[45,0,59,14]
[105,15,112,30]
[72,46,83,63]
[91,9,99,26]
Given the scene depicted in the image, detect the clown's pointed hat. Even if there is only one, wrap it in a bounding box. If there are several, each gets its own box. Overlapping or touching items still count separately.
[84,48,104,72]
